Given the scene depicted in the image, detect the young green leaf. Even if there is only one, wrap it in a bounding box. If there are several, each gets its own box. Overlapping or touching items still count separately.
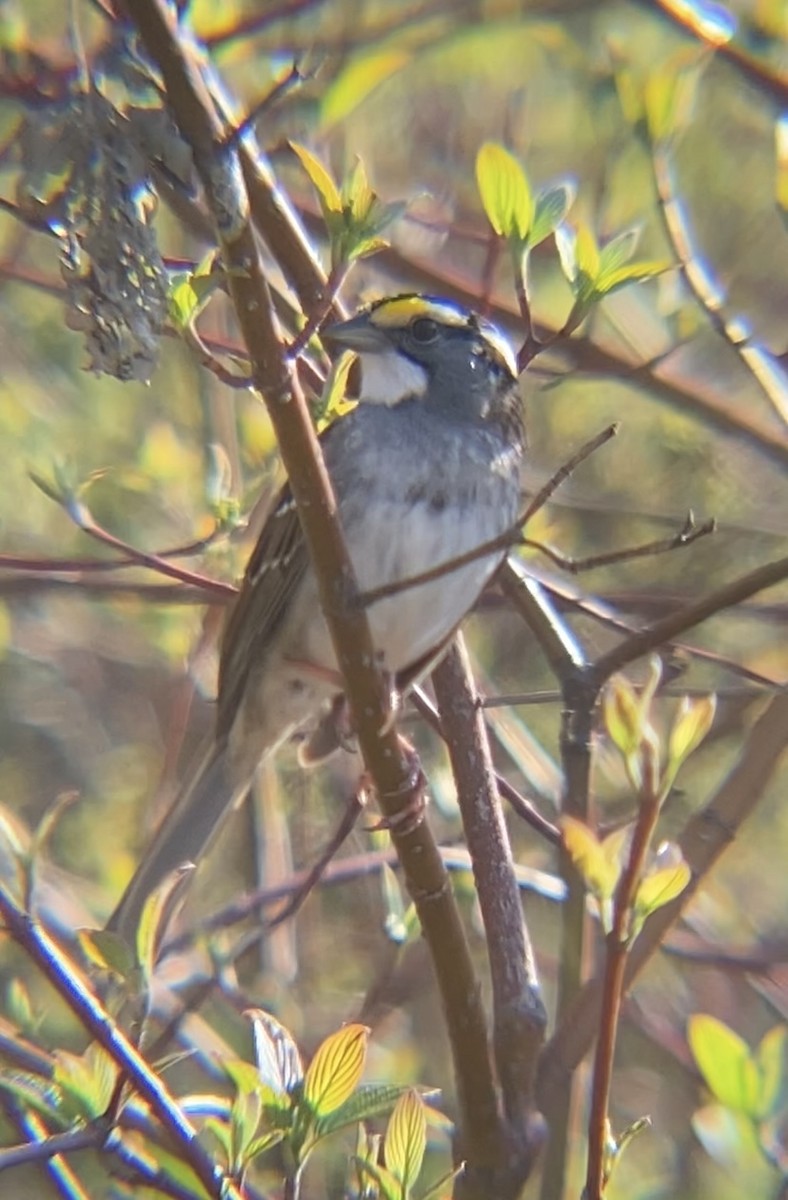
[321,47,411,128]
[691,1103,763,1168]
[530,180,576,247]
[603,675,645,759]
[384,1089,427,1193]
[54,1044,117,1122]
[290,142,343,215]
[634,859,691,924]
[248,1009,303,1100]
[475,142,533,241]
[77,928,137,982]
[314,1082,411,1139]
[668,694,716,772]
[688,1015,762,1117]
[753,1025,788,1121]
[136,864,194,985]
[561,818,622,904]
[303,1024,369,1119]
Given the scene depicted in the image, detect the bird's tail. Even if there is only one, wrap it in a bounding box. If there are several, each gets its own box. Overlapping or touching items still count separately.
[106,739,244,948]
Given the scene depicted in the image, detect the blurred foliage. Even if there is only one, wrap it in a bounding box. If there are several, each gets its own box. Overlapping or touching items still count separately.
[0,1,786,1198]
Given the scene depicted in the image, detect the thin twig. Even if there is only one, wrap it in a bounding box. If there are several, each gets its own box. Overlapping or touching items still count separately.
[0,884,240,1200]
[585,745,662,1200]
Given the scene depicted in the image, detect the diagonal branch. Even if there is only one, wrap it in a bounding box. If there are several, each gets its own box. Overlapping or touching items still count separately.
[120,0,500,1181]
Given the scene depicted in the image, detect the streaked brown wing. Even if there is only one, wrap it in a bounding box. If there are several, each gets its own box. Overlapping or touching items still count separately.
[216,481,309,741]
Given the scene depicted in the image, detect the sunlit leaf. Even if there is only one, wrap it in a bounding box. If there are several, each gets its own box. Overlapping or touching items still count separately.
[315,1083,410,1138]
[529,180,576,247]
[692,1103,762,1167]
[321,48,411,128]
[475,142,533,241]
[354,1155,401,1200]
[688,1015,761,1116]
[668,695,716,771]
[645,51,705,140]
[303,1024,369,1118]
[574,223,600,286]
[167,251,221,329]
[385,1088,426,1191]
[595,260,670,296]
[229,1085,263,1173]
[561,817,620,901]
[54,1044,117,1121]
[290,142,342,215]
[634,860,691,921]
[753,1025,788,1120]
[136,864,194,984]
[77,928,136,981]
[777,116,788,216]
[316,349,356,433]
[342,157,374,218]
[603,675,644,758]
[598,228,640,276]
[248,1009,303,1100]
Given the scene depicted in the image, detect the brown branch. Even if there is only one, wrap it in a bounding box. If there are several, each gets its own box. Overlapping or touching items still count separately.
[497,566,593,1200]
[0,1123,106,1173]
[122,2,500,1182]
[433,638,547,1194]
[410,684,561,846]
[585,746,662,1200]
[590,554,788,684]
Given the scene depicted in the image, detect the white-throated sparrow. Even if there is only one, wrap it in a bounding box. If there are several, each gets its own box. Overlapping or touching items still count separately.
[108,294,524,940]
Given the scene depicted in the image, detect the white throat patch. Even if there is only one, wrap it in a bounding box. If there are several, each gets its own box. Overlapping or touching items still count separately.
[358,347,428,406]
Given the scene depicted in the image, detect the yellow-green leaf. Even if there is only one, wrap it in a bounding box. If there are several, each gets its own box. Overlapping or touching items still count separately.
[634,860,690,920]
[753,1025,788,1120]
[77,928,136,981]
[303,1024,369,1118]
[290,142,342,214]
[321,48,411,128]
[595,260,669,296]
[777,116,788,214]
[561,817,620,901]
[475,142,533,241]
[688,1015,762,1117]
[341,157,373,219]
[603,675,643,758]
[136,864,194,982]
[574,222,600,283]
[530,181,576,246]
[384,1089,426,1191]
[668,694,716,769]
[316,349,357,432]
[691,1103,762,1168]
[54,1044,118,1121]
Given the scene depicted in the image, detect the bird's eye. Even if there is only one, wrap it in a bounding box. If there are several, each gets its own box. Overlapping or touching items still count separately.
[409,316,439,344]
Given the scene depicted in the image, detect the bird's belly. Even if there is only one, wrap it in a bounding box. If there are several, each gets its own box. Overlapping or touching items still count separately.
[300,495,515,675]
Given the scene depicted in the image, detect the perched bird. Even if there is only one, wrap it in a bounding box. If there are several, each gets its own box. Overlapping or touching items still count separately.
[108,294,525,943]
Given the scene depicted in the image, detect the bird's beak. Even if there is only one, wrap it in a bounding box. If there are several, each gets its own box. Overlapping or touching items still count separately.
[321,313,386,353]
